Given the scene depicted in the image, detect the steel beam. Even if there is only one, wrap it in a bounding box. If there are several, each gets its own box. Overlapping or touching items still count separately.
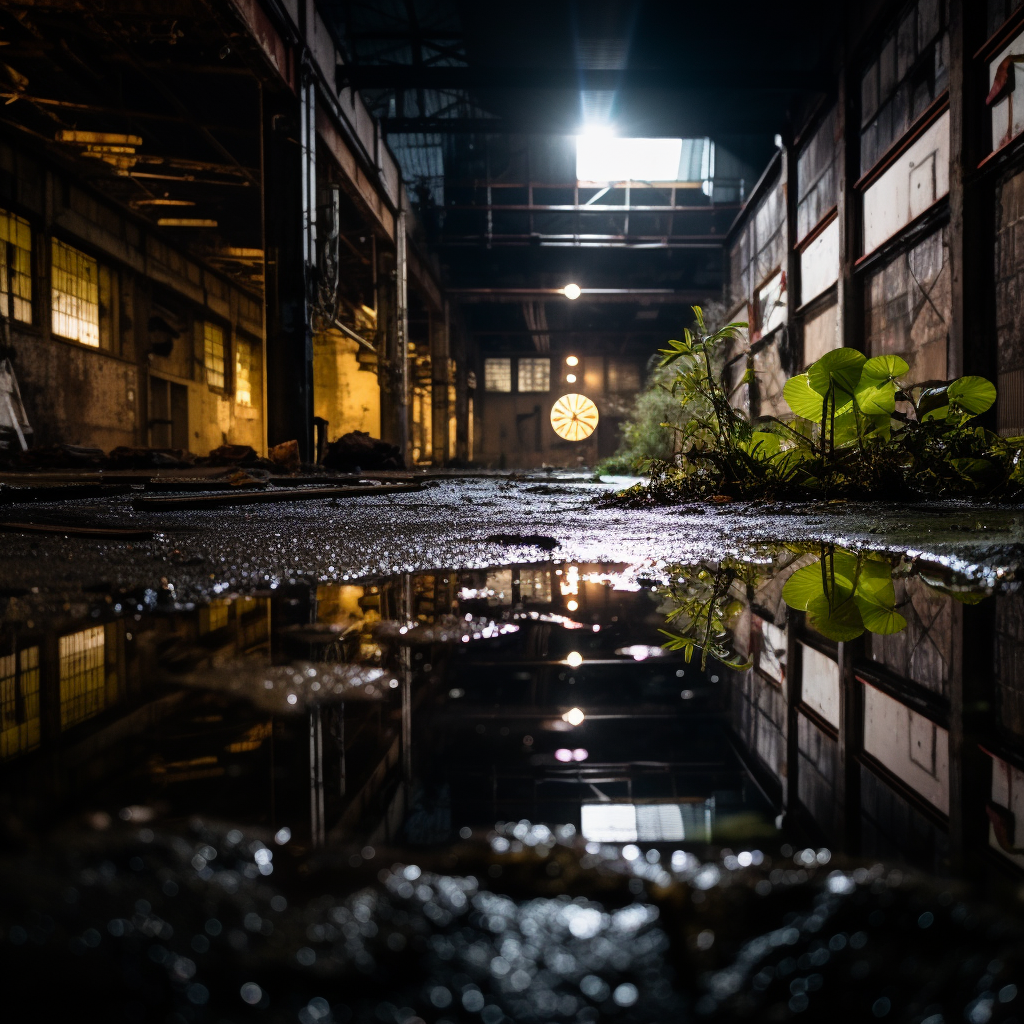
[340,65,828,92]
[262,73,316,460]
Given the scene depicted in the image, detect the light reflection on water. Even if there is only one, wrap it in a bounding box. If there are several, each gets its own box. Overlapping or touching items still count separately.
[2,554,1024,1019]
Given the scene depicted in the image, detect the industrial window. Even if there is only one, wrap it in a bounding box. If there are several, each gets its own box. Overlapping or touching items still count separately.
[484,357,511,392]
[204,321,226,390]
[0,645,40,760]
[987,1,1023,42]
[235,335,253,406]
[859,0,948,175]
[796,107,838,242]
[51,239,100,347]
[59,626,106,730]
[517,357,550,392]
[0,209,32,323]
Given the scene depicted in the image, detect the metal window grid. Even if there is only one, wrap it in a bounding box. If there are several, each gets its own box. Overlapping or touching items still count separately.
[517,357,550,393]
[0,209,32,323]
[59,626,106,729]
[0,646,40,759]
[484,357,511,392]
[204,322,226,390]
[51,239,99,346]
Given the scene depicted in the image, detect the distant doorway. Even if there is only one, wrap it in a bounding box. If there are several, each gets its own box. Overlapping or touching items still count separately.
[149,377,189,449]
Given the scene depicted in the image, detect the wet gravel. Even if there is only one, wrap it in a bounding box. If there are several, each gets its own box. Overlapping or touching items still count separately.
[2,816,1022,1024]
[0,476,1023,618]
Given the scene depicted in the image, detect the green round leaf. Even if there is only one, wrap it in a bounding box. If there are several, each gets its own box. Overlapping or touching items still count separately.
[853,378,897,416]
[918,386,950,422]
[784,373,825,422]
[855,595,907,635]
[807,348,866,396]
[806,594,865,642]
[947,375,997,416]
[781,563,826,611]
[861,355,909,383]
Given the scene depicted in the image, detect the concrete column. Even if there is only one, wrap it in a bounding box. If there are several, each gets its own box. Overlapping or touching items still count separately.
[454,314,470,462]
[430,301,450,465]
[836,60,863,353]
[395,207,410,462]
[261,73,316,461]
[783,609,802,817]
[377,243,397,446]
[836,637,863,853]
[948,0,990,381]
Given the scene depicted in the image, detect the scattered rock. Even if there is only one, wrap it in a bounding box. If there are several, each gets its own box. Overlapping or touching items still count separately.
[486,533,559,550]
[268,439,301,474]
[322,430,404,472]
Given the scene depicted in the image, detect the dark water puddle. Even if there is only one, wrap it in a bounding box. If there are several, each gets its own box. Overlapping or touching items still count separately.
[2,552,1024,1021]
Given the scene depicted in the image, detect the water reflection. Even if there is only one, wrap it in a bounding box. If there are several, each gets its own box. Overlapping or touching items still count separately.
[3,553,1024,1019]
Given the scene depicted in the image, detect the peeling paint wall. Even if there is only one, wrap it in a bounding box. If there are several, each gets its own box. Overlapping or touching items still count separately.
[313,332,382,441]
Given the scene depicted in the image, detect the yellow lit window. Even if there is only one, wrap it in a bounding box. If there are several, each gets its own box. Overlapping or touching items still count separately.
[204,321,226,390]
[51,239,99,346]
[59,626,106,729]
[235,336,253,406]
[0,646,40,760]
[0,209,32,323]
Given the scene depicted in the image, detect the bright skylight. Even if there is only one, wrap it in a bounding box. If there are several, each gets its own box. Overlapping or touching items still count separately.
[576,134,684,182]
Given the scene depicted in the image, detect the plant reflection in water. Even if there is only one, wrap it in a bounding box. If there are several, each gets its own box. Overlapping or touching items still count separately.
[658,543,989,665]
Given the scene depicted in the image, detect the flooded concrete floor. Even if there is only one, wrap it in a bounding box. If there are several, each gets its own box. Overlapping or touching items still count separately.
[1,474,1022,611]
[2,475,1024,1022]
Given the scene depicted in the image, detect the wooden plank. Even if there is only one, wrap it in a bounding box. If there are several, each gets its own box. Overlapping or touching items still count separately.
[132,482,421,510]
[0,484,135,503]
[0,522,154,539]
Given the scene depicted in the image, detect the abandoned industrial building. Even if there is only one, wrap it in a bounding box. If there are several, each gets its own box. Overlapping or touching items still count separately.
[6,1,1024,1020]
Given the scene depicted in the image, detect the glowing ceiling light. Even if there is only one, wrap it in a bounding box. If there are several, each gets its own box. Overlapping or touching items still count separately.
[563,283,582,300]
[562,707,585,726]
[576,135,683,182]
[566,355,579,366]
[566,599,579,612]
[566,373,577,384]
[566,651,583,668]
[551,394,599,441]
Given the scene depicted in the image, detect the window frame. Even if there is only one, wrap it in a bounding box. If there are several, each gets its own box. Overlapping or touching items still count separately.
[517,356,551,393]
[0,208,33,325]
[51,237,102,348]
[203,320,227,392]
[484,357,512,393]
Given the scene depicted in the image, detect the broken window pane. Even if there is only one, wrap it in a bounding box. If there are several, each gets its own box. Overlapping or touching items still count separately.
[235,335,254,406]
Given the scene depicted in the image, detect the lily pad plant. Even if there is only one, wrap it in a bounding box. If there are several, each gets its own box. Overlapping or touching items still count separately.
[616,306,1023,503]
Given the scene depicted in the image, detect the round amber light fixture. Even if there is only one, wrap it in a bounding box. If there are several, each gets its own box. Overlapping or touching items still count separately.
[550,393,599,441]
